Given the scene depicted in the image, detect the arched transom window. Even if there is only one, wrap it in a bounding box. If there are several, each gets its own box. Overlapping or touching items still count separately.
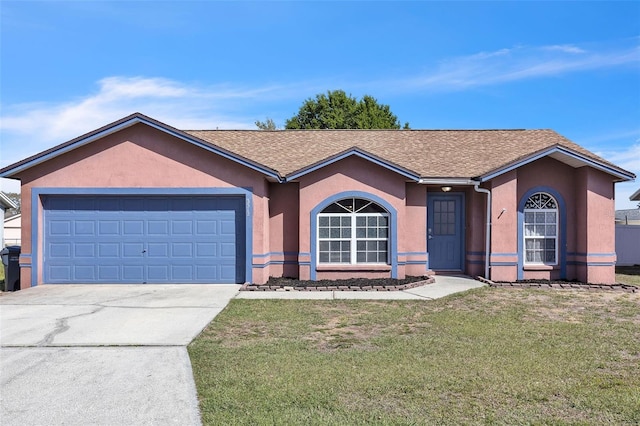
[317,198,389,264]
[523,192,558,265]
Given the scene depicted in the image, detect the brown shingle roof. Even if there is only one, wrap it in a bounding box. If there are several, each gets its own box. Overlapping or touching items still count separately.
[185,129,624,179]
[0,113,633,182]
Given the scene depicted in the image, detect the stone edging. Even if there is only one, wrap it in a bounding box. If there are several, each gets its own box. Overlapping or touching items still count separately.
[239,276,436,292]
[476,276,638,293]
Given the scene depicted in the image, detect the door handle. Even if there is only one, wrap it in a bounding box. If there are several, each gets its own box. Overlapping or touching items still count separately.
[428,228,433,240]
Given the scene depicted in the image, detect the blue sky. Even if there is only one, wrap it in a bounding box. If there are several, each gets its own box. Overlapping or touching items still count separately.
[1,1,639,208]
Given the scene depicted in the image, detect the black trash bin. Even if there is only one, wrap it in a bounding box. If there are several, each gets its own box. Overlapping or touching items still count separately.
[1,245,21,291]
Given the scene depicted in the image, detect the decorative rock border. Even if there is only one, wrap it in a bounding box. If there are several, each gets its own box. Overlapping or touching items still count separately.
[239,276,436,292]
[476,276,638,293]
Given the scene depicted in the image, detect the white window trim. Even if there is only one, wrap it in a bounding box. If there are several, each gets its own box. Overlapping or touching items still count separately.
[317,211,389,265]
[523,200,558,266]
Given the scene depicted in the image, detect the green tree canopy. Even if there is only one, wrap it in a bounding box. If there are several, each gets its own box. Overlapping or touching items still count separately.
[255,118,278,130]
[284,90,409,129]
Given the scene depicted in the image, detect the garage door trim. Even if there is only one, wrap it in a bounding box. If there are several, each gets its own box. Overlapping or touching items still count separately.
[30,187,253,286]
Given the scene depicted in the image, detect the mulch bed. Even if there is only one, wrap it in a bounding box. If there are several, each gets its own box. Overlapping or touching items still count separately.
[240,276,434,291]
[477,277,638,293]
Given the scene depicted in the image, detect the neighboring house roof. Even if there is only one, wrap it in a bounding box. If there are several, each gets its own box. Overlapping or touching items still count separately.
[4,213,21,223]
[0,192,17,210]
[631,188,640,201]
[0,112,635,183]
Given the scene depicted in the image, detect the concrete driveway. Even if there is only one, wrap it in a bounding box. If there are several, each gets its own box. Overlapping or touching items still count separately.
[0,284,240,426]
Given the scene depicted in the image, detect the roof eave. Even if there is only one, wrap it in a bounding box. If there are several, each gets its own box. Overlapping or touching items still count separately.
[477,145,636,183]
[630,188,640,201]
[0,113,283,182]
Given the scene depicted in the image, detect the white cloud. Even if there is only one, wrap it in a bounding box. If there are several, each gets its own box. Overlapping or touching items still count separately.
[0,76,326,167]
[542,44,587,54]
[402,41,639,91]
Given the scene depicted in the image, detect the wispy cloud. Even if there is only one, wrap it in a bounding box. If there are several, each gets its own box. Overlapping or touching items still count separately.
[1,39,638,176]
[401,40,639,91]
[0,76,328,166]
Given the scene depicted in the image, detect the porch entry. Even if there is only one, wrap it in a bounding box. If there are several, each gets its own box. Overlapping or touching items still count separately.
[427,193,464,271]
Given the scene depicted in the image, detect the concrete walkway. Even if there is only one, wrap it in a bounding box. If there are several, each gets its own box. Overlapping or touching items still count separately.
[236,275,485,300]
[0,276,483,425]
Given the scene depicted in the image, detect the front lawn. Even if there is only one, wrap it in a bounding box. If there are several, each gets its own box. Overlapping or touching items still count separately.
[189,288,640,425]
[617,265,640,286]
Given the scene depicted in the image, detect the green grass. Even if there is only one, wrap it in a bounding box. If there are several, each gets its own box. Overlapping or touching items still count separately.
[189,288,640,425]
[617,265,640,286]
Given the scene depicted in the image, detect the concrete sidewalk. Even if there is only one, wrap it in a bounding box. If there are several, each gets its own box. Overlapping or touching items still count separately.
[236,275,485,300]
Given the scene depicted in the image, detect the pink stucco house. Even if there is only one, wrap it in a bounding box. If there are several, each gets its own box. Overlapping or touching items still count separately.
[0,113,635,288]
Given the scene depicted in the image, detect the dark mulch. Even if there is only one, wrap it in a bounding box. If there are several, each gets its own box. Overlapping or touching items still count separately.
[240,275,433,291]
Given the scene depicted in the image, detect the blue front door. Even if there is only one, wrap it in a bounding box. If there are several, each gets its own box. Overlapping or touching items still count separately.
[428,193,464,270]
[43,195,245,283]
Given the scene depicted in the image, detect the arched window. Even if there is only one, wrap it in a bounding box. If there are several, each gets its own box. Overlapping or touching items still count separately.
[317,197,389,264]
[523,192,558,265]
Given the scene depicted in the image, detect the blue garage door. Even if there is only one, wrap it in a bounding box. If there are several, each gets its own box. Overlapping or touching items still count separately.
[43,195,245,284]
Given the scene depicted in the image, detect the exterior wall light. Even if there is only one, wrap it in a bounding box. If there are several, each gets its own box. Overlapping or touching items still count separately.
[441,186,452,192]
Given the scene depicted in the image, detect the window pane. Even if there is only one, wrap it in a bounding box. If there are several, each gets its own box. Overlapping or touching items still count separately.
[379,216,388,226]
[545,239,556,249]
[319,253,329,263]
[434,201,441,213]
[535,212,545,223]
[356,216,366,226]
[330,252,341,263]
[525,239,534,249]
[330,241,341,251]
[342,228,351,238]
[319,241,329,251]
[545,250,556,262]
[367,216,377,226]
[357,241,366,250]
[330,228,340,238]
[546,225,556,236]
[330,217,340,226]
[322,203,347,213]
[525,225,535,236]
[379,228,388,238]
[524,212,535,223]
[535,225,545,236]
[319,216,329,226]
[380,241,387,251]
[356,227,366,238]
[534,251,543,262]
[341,252,350,263]
[367,228,377,238]
[319,228,329,238]
[341,216,351,227]
[341,241,350,251]
[526,251,534,262]
[546,212,556,223]
[357,252,366,262]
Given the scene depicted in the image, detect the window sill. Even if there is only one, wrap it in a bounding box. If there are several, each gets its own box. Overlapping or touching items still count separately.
[523,264,557,271]
[316,264,391,272]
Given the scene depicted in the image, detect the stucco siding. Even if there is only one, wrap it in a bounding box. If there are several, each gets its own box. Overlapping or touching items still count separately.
[14,124,270,287]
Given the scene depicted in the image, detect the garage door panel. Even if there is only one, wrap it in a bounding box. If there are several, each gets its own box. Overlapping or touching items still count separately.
[44,195,245,284]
